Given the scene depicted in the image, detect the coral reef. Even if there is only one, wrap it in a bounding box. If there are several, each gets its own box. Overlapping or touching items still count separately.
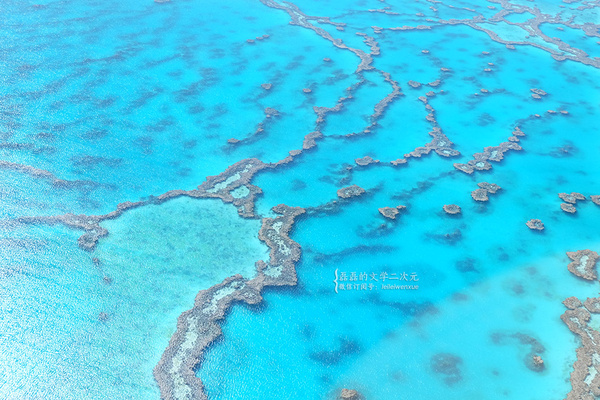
[437,1,600,69]
[526,219,544,231]
[390,158,407,166]
[378,205,406,220]
[303,131,323,150]
[10,1,600,399]
[454,129,523,174]
[402,92,460,159]
[339,388,362,400]
[530,88,547,100]
[443,204,461,215]
[559,192,586,204]
[471,189,489,202]
[259,0,374,72]
[566,250,599,281]
[0,159,100,189]
[355,156,379,166]
[404,127,460,159]
[562,251,600,399]
[470,183,501,202]
[478,182,501,194]
[154,205,305,400]
[562,300,600,399]
[337,185,366,199]
[15,157,296,251]
[226,108,280,147]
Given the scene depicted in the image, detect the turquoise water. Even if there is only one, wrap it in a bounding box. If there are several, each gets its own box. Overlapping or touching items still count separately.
[503,12,536,24]
[0,198,267,398]
[1,0,600,399]
[539,23,600,59]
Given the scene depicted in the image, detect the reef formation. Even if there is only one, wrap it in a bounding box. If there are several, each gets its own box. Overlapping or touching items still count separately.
[154,204,305,400]
[563,249,600,399]
[4,0,600,399]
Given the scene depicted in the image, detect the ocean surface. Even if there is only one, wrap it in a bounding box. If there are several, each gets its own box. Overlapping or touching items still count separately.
[1,0,599,399]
